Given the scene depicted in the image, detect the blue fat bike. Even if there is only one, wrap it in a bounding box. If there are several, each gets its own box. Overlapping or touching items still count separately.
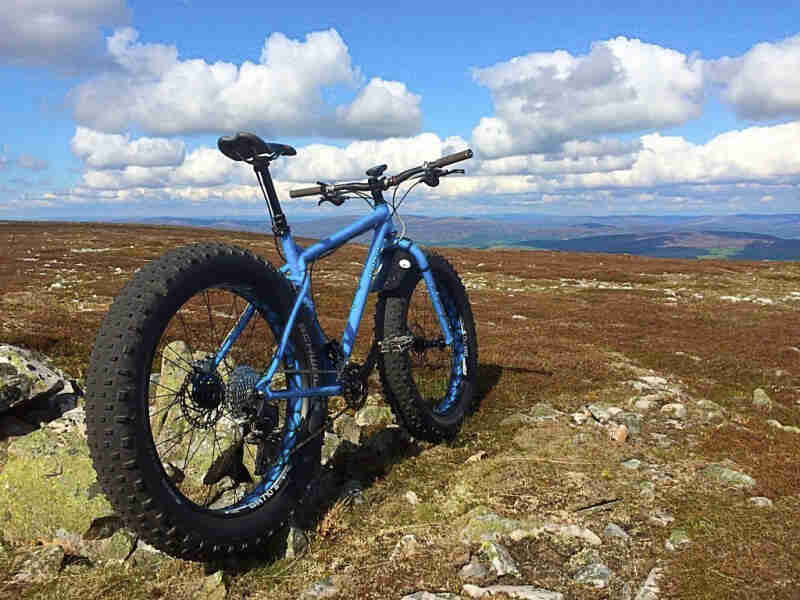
[84,132,478,560]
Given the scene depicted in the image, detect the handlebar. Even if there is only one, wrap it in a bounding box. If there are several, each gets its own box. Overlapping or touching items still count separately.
[289,148,473,199]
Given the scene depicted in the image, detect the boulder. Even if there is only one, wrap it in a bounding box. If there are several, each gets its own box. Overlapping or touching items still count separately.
[0,344,80,414]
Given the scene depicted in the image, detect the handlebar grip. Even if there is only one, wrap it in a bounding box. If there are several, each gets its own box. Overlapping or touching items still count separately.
[289,185,323,198]
[428,149,473,168]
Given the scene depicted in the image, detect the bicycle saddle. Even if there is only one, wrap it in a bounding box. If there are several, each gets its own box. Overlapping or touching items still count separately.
[217,132,296,162]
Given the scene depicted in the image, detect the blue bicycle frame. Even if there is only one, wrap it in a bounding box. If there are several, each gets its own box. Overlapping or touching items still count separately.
[211,199,454,403]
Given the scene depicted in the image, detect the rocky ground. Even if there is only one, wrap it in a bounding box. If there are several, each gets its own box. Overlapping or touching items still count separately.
[1,221,799,599]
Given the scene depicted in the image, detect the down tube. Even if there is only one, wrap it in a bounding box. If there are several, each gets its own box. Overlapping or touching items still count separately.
[340,219,393,358]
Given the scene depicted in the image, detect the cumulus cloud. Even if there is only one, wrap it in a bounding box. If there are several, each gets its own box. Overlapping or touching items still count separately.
[70,27,422,139]
[71,127,185,169]
[0,0,129,69]
[708,34,800,120]
[82,147,249,189]
[471,37,704,158]
[335,78,422,138]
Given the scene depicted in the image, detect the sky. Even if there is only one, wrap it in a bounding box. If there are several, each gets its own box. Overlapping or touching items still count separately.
[2,0,800,220]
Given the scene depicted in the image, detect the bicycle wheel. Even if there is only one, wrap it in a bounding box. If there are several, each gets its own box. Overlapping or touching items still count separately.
[376,251,478,442]
[85,243,324,560]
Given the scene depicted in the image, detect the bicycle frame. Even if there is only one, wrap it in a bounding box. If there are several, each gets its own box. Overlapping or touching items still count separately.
[211,199,455,403]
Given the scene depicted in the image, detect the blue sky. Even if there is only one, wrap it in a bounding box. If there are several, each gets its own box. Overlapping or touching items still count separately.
[2,0,800,219]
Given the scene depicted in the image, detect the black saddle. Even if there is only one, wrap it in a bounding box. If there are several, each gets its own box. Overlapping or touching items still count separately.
[217,132,296,162]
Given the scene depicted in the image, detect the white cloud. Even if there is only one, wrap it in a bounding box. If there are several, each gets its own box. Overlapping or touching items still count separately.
[71,127,185,169]
[335,78,422,138]
[560,121,800,189]
[82,146,250,189]
[472,37,704,158]
[708,34,800,120]
[71,27,422,139]
[0,0,129,69]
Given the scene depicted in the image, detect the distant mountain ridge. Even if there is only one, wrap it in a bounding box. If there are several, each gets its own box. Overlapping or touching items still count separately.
[119,213,800,260]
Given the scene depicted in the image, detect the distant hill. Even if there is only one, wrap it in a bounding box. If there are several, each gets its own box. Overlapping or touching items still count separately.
[118,213,800,260]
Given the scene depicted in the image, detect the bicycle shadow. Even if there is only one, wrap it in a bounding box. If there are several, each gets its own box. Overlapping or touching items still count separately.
[211,361,555,572]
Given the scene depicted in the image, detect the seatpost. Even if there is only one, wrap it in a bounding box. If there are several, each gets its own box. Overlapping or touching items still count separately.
[254,163,289,236]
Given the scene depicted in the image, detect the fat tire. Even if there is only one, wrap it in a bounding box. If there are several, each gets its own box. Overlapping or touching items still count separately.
[84,243,324,561]
[376,252,478,442]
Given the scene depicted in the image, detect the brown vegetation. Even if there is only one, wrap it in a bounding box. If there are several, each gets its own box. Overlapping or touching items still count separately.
[1,220,799,599]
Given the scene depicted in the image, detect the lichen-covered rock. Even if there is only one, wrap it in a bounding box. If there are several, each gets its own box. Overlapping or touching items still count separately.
[198,570,227,600]
[355,404,395,427]
[402,592,464,600]
[11,545,65,585]
[300,576,339,599]
[0,344,79,413]
[574,563,612,588]
[0,425,114,543]
[752,388,772,410]
[459,556,490,582]
[665,528,691,551]
[458,506,526,543]
[463,584,563,599]
[480,540,520,576]
[701,463,756,488]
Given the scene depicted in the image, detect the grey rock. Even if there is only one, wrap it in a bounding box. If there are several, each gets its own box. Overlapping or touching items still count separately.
[701,463,756,488]
[463,584,563,599]
[459,507,526,543]
[748,496,773,507]
[340,479,366,505]
[300,576,339,599]
[402,592,463,600]
[648,510,674,527]
[332,414,360,444]
[603,522,630,542]
[355,404,395,427]
[480,541,520,577]
[46,406,86,436]
[459,556,490,582]
[612,412,643,437]
[542,522,601,546]
[127,539,165,567]
[665,528,690,551]
[565,547,600,572]
[570,411,589,425]
[660,403,687,419]
[84,529,137,564]
[530,403,562,421]
[321,432,342,466]
[405,490,421,505]
[621,458,642,470]
[11,545,65,584]
[752,388,772,410]
[391,534,421,560]
[766,419,800,434]
[587,404,611,423]
[574,563,613,588]
[501,413,536,427]
[285,526,309,560]
[634,567,663,600]
[696,399,723,412]
[198,570,227,600]
[0,344,79,414]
